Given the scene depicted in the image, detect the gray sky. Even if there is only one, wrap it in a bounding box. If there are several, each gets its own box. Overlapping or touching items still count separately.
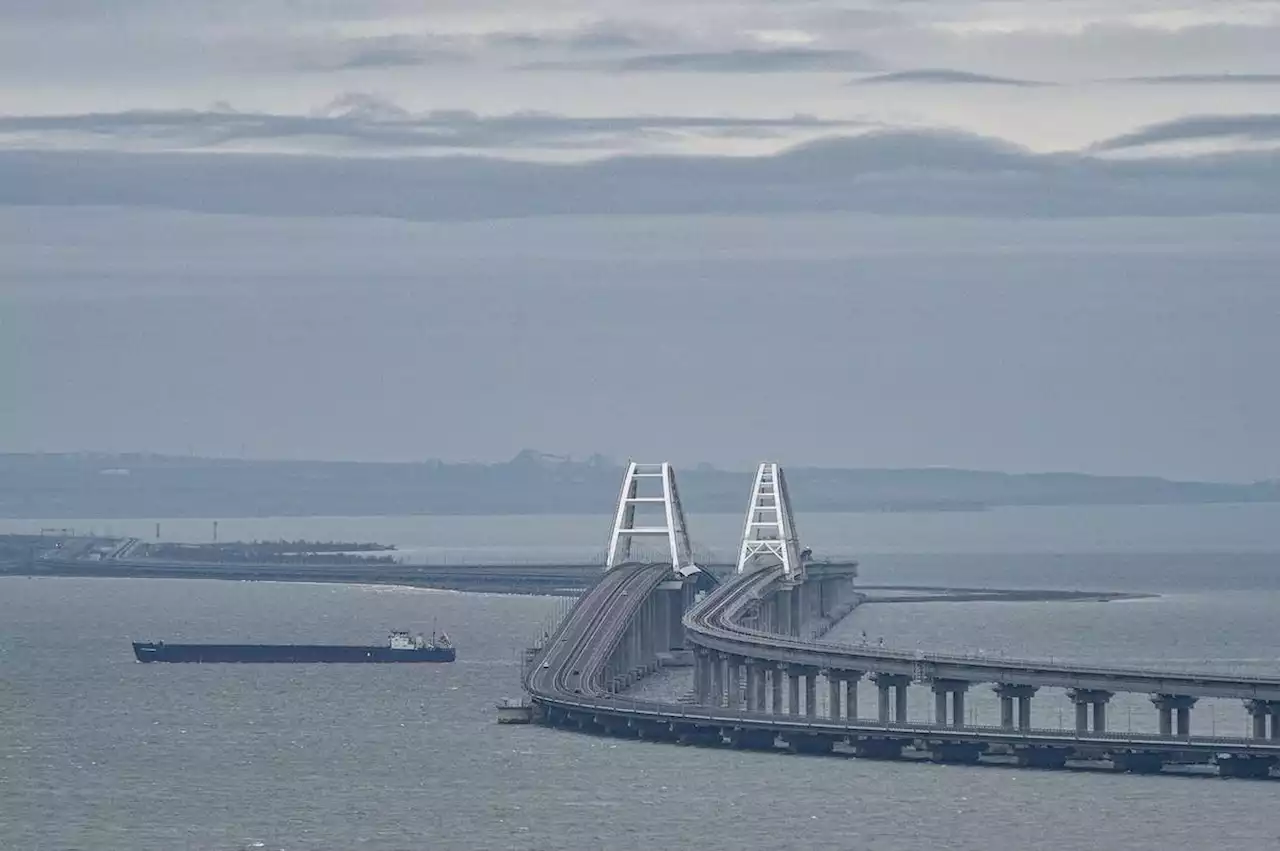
[1,1,1278,479]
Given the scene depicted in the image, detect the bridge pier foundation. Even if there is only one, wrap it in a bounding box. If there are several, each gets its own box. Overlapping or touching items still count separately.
[675,725,723,747]
[804,669,818,718]
[1112,752,1164,775]
[784,733,835,755]
[928,742,985,764]
[770,665,784,714]
[1217,755,1276,779]
[636,721,680,743]
[854,738,905,760]
[729,728,777,751]
[1015,747,1069,770]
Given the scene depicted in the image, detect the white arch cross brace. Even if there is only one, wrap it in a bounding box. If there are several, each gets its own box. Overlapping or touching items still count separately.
[736,462,805,580]
[605,461,695,573]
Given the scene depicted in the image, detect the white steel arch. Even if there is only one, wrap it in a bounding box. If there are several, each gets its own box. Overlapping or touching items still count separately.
[736,462,806,580]
[605,462,696,573]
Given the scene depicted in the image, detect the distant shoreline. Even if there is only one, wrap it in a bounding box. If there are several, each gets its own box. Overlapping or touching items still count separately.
[2,451,1276,520]
[3,560,1153,604]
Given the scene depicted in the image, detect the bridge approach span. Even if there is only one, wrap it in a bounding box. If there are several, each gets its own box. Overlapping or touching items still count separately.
[524,562,1280,773]
[685,565,1280,702]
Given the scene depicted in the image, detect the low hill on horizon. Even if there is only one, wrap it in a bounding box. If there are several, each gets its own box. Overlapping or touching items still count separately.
[1,451,1276,520]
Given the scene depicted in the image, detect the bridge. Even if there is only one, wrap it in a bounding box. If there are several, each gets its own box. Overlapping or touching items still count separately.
[523,461,1280,779]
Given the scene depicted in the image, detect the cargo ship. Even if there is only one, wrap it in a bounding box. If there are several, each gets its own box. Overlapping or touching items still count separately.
[132,630,455,663]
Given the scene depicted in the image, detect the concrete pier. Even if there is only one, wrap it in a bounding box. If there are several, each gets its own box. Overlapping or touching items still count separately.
[994,684,1037,730]
[804,669,818,718]
[843,675,861,720]
[697,649,713,704]
[1244,700,1280,740]
[932,680,969,727]
[873,673,911,723]
[771,665,784,714]
[1152,694,1197,737]
[743,663,759,711]
[787,666,802,715]
[1068,688,1113,733]
[727,656,742,709]
[828,673,842,720]
[711,652,725,708]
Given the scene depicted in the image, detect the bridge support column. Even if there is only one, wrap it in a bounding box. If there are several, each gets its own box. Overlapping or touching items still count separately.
[789,586,803,636]
[682,581,697,643]
[931,680,969,727]
[994,684,1037,730]
[666,585,686,650]
[754,664,767,711]
[744,663,758,711]
[1067,689,1113,733]
[873,673,911,723]
[766,666,780,714]
[710,652,725,708]
[1245,700,1275,739]
[776,589,794,637]
[804,669,818,718]
[1151,694,1197,737]
[843,674,861,720]
[727,656,743,709]
[786,667,801,716]
[827,673,842,720]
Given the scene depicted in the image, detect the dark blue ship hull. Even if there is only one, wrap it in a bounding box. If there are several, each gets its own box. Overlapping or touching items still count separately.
[132,642,455,663]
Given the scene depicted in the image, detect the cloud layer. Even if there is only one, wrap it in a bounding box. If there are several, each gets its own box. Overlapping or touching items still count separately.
[1095,113,1280,149]
[0,97,858,156]
[3,0,1280,154]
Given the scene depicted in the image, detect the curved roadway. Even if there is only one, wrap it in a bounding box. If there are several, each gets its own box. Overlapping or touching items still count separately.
[527,564,1280,759]
[525,562,674,699]
[685,566,1280,701]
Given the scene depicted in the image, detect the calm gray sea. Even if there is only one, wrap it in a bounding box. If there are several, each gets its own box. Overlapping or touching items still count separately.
[4,505,1280,850]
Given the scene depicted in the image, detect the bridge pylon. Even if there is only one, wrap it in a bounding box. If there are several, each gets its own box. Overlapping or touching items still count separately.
[736,462,806,581]
[606,462,697,574]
